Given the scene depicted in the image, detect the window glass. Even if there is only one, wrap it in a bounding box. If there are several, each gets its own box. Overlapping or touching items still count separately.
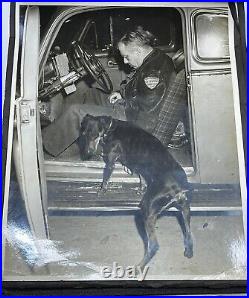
[44,8,181,53]
[112,8,181,49]
[80,16,111,50]
[94,16,111,50]
[195,13,229,59]
[81,22,97,50]
[52,12,110,52]
[52,14,87,52]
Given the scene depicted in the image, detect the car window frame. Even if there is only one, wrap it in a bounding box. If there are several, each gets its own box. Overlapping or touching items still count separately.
[191,8,230,64]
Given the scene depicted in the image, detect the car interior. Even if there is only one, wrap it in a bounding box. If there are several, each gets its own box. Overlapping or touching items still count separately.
[38,7,194,169]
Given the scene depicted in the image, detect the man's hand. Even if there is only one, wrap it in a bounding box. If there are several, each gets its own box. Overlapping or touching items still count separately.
[108,91,122,104]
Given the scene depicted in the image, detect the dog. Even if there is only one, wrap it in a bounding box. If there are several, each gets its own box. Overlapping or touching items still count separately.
[79,114,193,271]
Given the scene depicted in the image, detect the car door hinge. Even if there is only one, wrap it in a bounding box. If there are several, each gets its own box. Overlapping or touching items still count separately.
[186,74,191,90]
[20,102,35,123]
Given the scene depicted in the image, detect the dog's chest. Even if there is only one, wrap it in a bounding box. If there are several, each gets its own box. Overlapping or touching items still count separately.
[105,130,158,172]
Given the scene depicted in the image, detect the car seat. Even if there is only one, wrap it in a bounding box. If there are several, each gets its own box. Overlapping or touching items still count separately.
[153,49,188,149]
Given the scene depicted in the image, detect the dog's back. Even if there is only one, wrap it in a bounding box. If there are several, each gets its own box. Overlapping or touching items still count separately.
[103,119,188,189]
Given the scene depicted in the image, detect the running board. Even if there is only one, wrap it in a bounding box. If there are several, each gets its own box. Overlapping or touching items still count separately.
[44,160,195,182]
[46,180,242,214]
[48,205,242,213]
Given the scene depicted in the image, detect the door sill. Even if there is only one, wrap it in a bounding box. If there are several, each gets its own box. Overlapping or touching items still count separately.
[44,160,195,182]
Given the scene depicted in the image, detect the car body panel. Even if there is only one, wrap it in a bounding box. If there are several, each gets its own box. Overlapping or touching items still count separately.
[190,72,238,183]
[13,6,48,239]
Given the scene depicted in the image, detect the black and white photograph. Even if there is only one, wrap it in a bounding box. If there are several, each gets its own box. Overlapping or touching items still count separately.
[2,1,247,293]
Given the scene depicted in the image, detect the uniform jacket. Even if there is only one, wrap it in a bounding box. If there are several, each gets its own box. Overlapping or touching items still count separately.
[120,48,175,132]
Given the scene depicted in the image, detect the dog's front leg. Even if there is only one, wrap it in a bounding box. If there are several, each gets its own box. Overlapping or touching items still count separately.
[98,162,115,195]
[137,175,147,195]
[98,143,121,196]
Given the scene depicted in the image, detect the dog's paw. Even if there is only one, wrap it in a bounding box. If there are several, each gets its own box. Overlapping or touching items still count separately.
[184,248,193,258]
[97,188,107,197]
[136,187,147,196]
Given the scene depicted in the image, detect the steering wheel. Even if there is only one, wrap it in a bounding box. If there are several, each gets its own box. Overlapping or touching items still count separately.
[69,41,113,94]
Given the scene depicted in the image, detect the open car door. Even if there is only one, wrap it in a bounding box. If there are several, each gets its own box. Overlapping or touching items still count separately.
[6,6,48,240]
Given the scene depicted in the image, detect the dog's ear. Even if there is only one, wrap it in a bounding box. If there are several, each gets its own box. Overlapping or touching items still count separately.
[84,114,93,120]
[81,114,91,131]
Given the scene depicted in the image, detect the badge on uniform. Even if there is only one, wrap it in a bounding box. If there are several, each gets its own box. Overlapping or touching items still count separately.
[144,76,160,89]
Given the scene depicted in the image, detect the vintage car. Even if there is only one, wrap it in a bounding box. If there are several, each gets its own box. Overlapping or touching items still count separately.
[2,2,246,279]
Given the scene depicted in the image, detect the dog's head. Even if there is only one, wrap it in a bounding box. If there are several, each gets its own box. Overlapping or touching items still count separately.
[79,114,112,158]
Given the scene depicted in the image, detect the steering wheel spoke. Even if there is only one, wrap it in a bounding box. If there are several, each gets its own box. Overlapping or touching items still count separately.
[69,41,113,94]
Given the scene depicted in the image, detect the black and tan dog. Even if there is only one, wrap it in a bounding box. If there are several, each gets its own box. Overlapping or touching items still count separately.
[79,114,193,271]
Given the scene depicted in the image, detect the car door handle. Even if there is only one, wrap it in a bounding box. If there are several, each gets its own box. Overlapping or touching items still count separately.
[107,60,118,68]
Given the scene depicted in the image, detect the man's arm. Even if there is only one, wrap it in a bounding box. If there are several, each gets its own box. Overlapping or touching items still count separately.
[141,54,175,99]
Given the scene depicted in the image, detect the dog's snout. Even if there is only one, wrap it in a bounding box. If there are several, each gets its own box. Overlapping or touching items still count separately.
[79,117,104,159]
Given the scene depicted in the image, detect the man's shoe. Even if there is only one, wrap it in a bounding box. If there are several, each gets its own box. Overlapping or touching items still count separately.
[168,121,188,149]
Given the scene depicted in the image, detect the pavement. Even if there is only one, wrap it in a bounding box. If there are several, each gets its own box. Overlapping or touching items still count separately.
[4,211,246,281]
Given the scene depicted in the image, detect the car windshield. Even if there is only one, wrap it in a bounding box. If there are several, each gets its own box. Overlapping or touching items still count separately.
[40,7,182,52]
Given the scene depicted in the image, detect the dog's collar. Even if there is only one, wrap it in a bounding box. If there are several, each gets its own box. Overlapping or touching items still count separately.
[102,119,113,139]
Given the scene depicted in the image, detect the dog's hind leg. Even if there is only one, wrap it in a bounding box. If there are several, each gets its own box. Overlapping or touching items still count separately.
[135,189,167,271]
[174,192,193,258]
[135,212,159,272]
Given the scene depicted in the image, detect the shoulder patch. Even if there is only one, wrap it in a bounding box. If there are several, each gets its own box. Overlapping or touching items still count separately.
[144,76,160,89]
